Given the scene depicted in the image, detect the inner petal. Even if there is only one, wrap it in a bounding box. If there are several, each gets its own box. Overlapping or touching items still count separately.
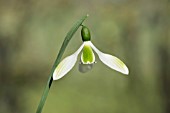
[79,61,94,73]
[81,43,95,64]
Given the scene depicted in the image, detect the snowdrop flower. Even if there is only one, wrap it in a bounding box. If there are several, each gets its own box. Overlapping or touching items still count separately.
[53,26,129,80]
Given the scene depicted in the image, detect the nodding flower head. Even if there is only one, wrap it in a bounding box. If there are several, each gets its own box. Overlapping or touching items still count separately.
[53,25,129,80]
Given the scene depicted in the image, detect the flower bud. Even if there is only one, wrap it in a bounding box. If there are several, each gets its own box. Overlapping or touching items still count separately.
[81,26,91,41]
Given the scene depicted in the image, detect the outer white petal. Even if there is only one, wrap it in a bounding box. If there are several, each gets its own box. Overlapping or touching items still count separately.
[53,43,84,80]
[89,42,129,75]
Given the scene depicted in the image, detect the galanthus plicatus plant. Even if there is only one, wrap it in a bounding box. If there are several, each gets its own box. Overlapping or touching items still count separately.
[36,15,129,113]
[53,25,129,80]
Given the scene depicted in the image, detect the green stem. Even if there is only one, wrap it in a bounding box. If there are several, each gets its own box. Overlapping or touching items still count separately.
[36,14,88,113]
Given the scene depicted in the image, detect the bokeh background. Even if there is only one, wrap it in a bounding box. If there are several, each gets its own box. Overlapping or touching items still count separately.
[0,0,170,113]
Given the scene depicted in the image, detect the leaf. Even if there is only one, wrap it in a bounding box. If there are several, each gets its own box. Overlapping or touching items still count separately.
[36,14,89,113]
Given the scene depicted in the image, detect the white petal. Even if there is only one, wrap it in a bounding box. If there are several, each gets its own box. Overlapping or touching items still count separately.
[53,43,84,80]
[89,42,129,75]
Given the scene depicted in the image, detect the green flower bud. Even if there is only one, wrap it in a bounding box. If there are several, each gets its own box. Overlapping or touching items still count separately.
[81,26,91,41]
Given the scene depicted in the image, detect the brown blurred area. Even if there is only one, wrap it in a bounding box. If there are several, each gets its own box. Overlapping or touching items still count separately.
[0,0,170,113]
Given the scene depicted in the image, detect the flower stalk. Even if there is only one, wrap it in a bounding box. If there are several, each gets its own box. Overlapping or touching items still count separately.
[36,14,89,113]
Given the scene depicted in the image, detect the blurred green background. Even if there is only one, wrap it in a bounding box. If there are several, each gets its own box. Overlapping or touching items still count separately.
[0,0,170,113]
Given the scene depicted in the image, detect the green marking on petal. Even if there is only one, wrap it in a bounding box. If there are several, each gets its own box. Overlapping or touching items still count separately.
[81,44,95,64]
[115,57,126,67]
